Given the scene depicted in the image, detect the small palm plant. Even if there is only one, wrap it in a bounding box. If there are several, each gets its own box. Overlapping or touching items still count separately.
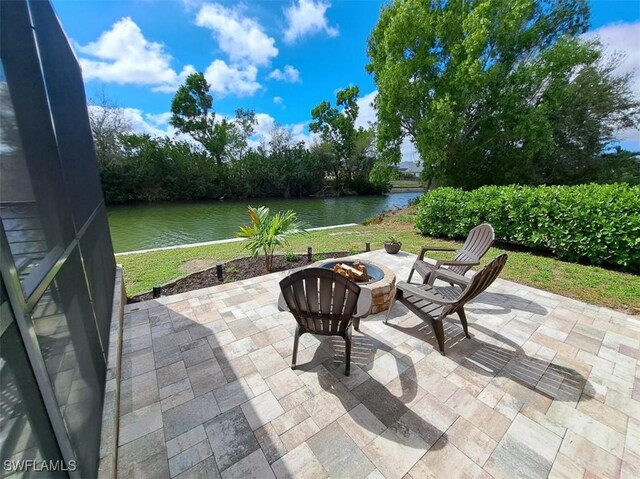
[237,206,307,271]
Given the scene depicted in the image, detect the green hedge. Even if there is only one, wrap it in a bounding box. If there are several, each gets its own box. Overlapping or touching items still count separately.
[415,184,640,273]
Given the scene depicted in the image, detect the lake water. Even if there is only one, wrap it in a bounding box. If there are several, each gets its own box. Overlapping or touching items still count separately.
[107,192,421,253]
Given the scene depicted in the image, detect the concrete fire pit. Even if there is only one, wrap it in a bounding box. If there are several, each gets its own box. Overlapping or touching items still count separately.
[318,258,397,314]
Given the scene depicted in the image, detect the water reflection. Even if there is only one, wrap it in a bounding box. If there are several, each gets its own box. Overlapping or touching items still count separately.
[108,192,421,253]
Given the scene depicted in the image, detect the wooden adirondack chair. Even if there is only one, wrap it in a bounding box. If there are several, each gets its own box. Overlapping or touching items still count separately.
[387,254,508,355]
[278,268,372,376]
[408,223,495,287]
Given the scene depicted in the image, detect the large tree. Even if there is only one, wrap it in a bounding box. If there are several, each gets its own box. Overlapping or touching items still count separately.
[366,0,640,188]
[309,86,383,193]
[170,73,256,165]
[88,89,133,168]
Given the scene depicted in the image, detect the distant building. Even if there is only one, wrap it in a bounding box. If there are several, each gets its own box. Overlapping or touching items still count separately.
[396,161,423,177]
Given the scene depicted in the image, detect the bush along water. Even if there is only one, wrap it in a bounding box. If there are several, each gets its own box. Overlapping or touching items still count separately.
[415,184,640,273]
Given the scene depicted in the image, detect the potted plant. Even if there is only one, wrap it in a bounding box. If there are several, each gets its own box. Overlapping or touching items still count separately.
[384,236,402,254]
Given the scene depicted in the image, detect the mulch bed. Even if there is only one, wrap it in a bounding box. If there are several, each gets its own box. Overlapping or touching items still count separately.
[128,251,352,303]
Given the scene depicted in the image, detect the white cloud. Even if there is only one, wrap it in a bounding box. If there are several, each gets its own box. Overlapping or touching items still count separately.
[355,90,377,129]
[273,96,284,104]
[283,0,338,43]
[582,21,640,144]
[196,3,278,66]
[268,65,301,83]
[76,17,193,91]
[145,112,172,126]
[203,60,261,97]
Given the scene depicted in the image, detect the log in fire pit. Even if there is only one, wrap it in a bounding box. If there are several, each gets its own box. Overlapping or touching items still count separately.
[319,259,395,314]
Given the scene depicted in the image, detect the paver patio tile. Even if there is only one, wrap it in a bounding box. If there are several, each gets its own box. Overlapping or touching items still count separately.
[221,450,275,479]
[251,325,291,348]
[123,334,153,355]
[279,417,320,451]
[227,317,262,340]
[219,355,258,382]
[241,391,285,430]
[249,345,289,378]
[484,413,561,479]
[307,421,375,479]
[270,406,310,435]
[174,455,220,479]
[302,386,357,429]
[161,385,195,412]
[163,392,221,441]
[119,402,163,445]
[168,440,213,477]
[187,358,227,396]
[167,424,207,458]
[362,425,428,479]
[154,330,192,352]
[559,430,622,478]
[117,429,170,479]
[444,388,511,441]
[409,437,492,479]
[157,360,188,389]
[547,401,626,457]
[445,417,497,466]
[121,347,156,380]
[272,443,327,479]
[279,386,315,411]
[337,404,386,449]
[547,452,586,479]
[204,406,259,471]
[365,352,409,386]
[119,369,159,415]
[265,368,306,400]
[213,378,254,412]
[352,378,410,427]
[255,423,287,464]
[181,340,215,368]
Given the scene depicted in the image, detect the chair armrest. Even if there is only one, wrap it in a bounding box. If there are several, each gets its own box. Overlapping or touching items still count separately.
[427,268,470,287]
[396,281,458,305]
[354,288,372,318]
[277,293,289,312]
[418,245,457,260]
[435,259,480,268]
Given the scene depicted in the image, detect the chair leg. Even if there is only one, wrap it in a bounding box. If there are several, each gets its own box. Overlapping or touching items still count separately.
[291,325,301,370]
[344,328,352,376]
[458,308,471,339]
[407,267,415,283]
[384,292,397,324]
[429,318,446,355]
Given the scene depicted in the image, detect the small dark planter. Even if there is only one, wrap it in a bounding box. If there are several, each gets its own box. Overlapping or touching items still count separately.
[384,242,402,254]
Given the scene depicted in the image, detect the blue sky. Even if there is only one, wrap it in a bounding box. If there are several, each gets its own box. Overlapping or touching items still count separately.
[52,0,640,152]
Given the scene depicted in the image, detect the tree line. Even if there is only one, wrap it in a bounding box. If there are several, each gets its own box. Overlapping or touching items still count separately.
[92,0,640,204]
[91,79,392,204]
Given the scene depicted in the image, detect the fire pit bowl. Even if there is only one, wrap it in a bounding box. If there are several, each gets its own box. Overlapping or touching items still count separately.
[319,260,385,285]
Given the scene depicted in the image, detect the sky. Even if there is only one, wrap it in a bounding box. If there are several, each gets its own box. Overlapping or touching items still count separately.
[52,0,640,155]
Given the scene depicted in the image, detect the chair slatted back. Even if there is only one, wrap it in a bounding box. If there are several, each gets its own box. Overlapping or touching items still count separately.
[449,254,508,314]
[450,223,495,275]
[279,268,361,335]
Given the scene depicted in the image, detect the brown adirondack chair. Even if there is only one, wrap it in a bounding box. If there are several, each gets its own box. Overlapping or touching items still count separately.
[408,223,495,287]
[278,268,372,376]
[387,254,508,355]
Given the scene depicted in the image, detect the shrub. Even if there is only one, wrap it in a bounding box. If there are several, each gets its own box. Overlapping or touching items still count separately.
[237,207,307,271]
[415,184,640,273]
[284,251,299,262]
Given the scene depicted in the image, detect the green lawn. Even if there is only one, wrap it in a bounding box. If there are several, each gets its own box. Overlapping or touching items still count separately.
[117,208,640,313]
[391,179,423,188]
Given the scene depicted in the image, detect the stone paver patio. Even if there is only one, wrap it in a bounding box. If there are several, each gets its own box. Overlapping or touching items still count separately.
[117,251,640,479]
